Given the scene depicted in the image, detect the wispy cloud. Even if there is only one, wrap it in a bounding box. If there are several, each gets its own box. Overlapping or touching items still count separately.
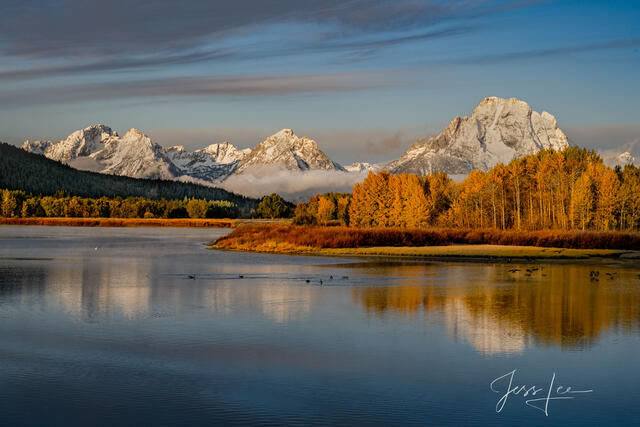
[0,1,482,58]
[0,71,403,108]
[0,1,542,82]
[0,27,471,83]
[0,49,232,82]
[439,38,640,65]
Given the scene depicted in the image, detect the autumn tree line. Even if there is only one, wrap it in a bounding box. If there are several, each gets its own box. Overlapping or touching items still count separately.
[295,147,640,232]
[0,191,239,219]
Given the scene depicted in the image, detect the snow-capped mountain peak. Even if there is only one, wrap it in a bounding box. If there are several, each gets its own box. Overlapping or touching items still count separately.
[198,141,250,164]
[22,124,117,163]
[21,139,52,155]
[90,127,179,179]
[167,145,186,152]
[344,162,382,173]
[274,128,294,137]
[385,97,569,175]
[617,152,637,165]
[122,127,145,139]
[164,141,248,182]
[235,128,344,173]
[602,151,637,168]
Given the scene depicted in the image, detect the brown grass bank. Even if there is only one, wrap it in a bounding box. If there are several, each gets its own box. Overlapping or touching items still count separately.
[213,225,640,252]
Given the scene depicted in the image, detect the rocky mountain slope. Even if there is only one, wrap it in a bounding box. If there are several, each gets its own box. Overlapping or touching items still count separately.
[20,98,574,198]
[165,142,251,181]
[23,124,115,162]
[2,142,257,210]
[22,127,344,184]
[344,162,381,173]
[234,129,344,174]
[385,97,569,175]
[602,151,638,168]
[22,125,179,180]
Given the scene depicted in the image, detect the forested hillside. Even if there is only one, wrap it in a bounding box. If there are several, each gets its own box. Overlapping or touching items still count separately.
[0,142,257,213]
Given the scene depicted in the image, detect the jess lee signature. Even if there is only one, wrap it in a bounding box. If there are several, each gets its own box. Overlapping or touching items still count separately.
[490,369,593,416]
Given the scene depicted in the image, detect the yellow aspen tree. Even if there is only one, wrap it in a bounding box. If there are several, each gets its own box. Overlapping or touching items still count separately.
[348,182,366,227]
[570,172,596,230]
[404,174,429,228]
[595,167,620,231]
[336,196,350,226]
[508,160,524,230]
[317,195,336,225]
[373,171,393,227]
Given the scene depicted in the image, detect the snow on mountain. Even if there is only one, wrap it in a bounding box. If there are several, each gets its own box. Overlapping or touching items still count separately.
[91,128,179,179]
[600,139,639,168]
[22,125,179,180]
[344,162,382,173]
[617,152,637,165]
[385,97,569,175]
[165,141,249,182]
[22,124,116,162]
[234,129,345,174]
[21,139,53,155]
[18,99,574,199]
[21,124,257,183]
[603,151,637,167]
[200,142,251,164]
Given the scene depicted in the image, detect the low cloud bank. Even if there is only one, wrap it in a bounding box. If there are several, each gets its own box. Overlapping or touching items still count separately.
[219,168,369,203]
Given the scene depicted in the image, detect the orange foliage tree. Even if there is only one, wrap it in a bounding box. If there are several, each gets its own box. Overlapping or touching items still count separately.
[295,147,640,232]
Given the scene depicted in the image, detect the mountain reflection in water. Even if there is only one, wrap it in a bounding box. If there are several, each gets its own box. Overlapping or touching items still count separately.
[3,253,638,357]
[1,227,640,426]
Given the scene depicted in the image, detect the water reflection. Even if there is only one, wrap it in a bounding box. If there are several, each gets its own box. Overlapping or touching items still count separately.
[1,227,640,425]
[350,262,640,354]
[1,259,154,321]
[0,260,317,324]
[3,257,639,356]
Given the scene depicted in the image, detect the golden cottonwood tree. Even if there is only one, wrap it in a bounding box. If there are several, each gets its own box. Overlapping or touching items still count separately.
[297,148,640,232]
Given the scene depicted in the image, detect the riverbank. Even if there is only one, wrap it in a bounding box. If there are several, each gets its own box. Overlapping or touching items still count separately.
[213,240,629,261]
[0,217,237,228]
[211,224,640,262]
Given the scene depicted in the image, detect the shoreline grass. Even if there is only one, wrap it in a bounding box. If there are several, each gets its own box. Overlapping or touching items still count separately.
[212,240,626,261]
[316,245,625,260]
[211,224,640,261]
[214,224,640,250]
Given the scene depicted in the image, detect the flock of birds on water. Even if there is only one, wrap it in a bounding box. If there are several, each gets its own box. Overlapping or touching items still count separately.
[91,245,640,284]
[184,274,350,286]
[180,269,640,284]
[506,266,640,282]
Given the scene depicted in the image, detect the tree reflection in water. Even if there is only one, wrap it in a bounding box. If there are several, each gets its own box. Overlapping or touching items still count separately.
[350,262,640,354]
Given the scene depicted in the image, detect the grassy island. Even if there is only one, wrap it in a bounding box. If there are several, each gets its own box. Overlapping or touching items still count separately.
[212,225,640,261]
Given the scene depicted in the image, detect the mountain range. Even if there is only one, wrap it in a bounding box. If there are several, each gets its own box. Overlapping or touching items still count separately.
[0,142,257,212]
[20,97,635,198]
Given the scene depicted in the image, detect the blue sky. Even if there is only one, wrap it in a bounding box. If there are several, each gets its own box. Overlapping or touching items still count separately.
[1,0,638,163]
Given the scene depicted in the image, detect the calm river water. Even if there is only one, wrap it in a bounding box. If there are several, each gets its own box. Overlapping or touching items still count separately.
[0,226,638,426]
